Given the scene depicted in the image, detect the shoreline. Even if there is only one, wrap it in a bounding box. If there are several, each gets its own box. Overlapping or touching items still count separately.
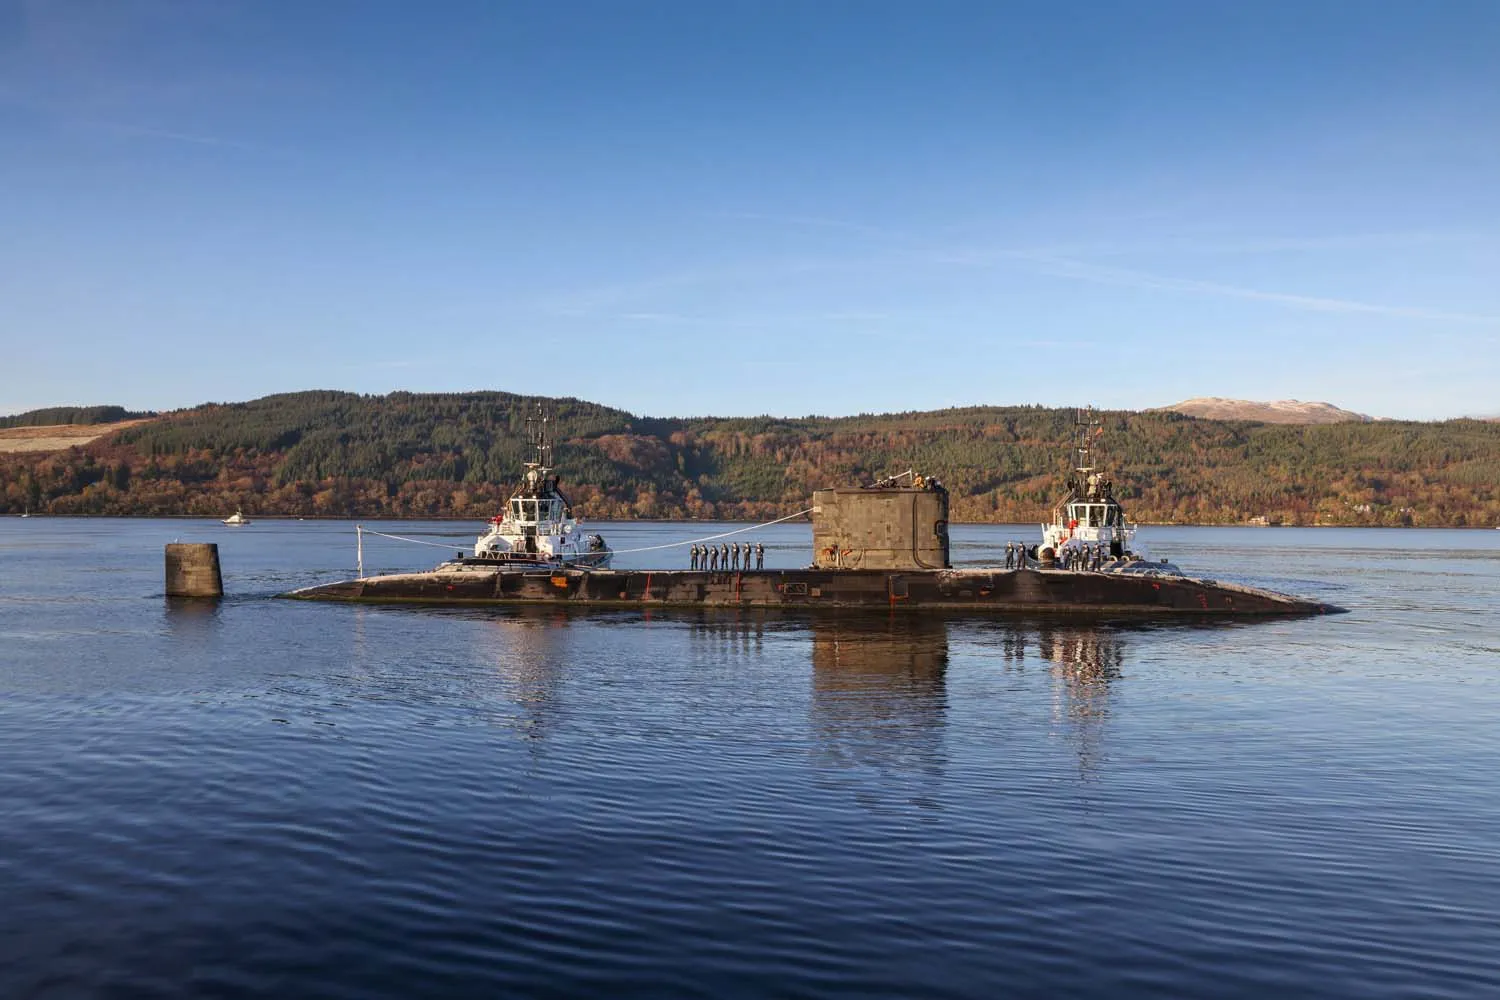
[3,513,1493,529]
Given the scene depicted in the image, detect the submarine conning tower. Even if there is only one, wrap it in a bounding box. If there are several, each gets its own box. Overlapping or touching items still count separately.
[811,478,950,571]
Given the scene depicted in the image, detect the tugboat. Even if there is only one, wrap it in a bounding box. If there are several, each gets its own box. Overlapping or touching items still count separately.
[1037,409,1180,574]
[463,407,612,569]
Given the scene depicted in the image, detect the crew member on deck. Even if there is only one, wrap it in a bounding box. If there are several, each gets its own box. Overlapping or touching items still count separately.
[755,542,764,570]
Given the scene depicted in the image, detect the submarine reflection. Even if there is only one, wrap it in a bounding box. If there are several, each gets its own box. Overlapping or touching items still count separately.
[809,617,950,794]
[381,606,1149,781]
[806,617,1135,786]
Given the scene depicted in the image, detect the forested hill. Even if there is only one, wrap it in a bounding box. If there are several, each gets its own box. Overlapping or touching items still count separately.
[2,390,1498,526]
[0,405,152,429]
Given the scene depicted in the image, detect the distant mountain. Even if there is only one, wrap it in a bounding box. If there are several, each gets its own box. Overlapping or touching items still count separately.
[1154,398,1372,424]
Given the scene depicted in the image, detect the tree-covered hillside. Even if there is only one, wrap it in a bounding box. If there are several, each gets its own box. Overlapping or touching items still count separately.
[0,405,152,429]
[2,390,1498,526]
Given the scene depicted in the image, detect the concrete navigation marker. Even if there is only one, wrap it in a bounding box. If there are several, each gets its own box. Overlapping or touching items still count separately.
[165,542,223,598]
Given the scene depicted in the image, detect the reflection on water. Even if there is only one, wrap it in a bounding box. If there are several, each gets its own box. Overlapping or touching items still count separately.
[810,617,949,800]
[686,612,767,661]
[1037,625,1124,715]
[162,595,223,631]
[972,619,1131,779]
[160,597,226,663]
[1040,624,1125,780]
[470,608,575,742]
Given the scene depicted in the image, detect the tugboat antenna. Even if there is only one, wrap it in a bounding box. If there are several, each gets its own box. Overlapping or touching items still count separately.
[525,402,553,471]
[1073,407,1102,476]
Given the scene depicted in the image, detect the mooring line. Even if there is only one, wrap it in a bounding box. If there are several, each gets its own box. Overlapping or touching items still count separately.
[358,528,470,550]
[606,509,813,555]
[354,508,815,560]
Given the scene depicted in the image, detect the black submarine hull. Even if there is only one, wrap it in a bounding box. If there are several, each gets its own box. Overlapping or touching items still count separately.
[283,567,1341,617]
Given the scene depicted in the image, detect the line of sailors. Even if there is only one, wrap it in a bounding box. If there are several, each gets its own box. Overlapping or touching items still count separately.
[1057,543,1112,571]
[1004,541,1113,571]
[690,541,764,571]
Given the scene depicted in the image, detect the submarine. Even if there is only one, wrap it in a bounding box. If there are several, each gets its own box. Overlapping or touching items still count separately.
[283,411,1341,618]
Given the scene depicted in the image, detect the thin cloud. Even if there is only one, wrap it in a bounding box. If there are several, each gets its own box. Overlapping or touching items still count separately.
[4,1,296,155]
[550,209,1498,331]
[612,310,897,328]
[537,257,885,317]
[710,211,921,245]
[1014,231,1487,259]
[621,311,692,322]
[1002,251,1500,325]
[81,119,266,153]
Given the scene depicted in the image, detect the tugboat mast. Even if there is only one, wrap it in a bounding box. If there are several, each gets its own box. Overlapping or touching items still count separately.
[1069,407,1105,499]
[523,403,554,488]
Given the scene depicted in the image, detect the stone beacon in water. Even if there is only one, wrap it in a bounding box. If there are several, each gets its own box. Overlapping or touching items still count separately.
[165,542,223,599]
[284,414,1342,618]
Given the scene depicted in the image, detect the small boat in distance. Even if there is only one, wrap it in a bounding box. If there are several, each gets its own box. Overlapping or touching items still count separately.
[459,406,611,569]
[223,510,251,526]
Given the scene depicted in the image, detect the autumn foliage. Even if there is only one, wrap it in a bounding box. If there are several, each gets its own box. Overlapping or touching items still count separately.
[2,391,1498,526]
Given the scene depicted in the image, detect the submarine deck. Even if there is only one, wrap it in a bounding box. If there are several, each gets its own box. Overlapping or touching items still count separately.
[283,566,1341,617]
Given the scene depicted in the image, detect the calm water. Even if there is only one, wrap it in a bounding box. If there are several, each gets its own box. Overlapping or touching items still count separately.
[2,518,1499,998]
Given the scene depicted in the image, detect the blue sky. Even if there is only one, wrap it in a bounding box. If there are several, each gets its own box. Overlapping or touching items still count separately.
[2,0,1498,420]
